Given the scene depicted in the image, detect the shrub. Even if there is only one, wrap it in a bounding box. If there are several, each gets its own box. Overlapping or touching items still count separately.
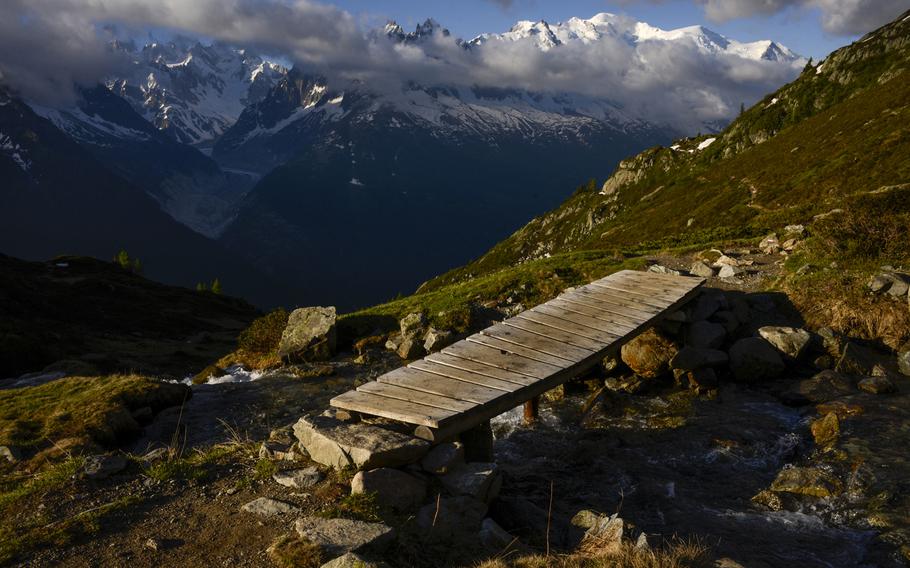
[811,187,910,264]
[238,309,289,355]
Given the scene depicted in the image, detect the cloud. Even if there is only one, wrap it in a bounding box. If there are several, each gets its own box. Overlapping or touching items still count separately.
[0,0,806,131]
[694,0,907,35]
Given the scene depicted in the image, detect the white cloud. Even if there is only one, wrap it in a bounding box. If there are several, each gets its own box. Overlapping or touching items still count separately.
[0,1,807,130]
[695,0,908,35]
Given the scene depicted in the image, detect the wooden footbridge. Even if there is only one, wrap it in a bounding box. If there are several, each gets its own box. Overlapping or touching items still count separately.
[331,270,704,441]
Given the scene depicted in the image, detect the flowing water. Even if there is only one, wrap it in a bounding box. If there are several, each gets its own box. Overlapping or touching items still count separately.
[490,382,908,567]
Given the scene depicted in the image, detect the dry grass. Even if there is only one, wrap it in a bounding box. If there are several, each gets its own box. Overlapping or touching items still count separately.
[268,534,324,568]
[477,539,712,568]
[784,272,910,350]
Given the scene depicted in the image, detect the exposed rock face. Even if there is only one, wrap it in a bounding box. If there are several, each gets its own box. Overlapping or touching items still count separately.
[241,497,299,516]
[273,466,323,489]
[440,462,502,503]
[728,337,785,382]
[293,415,429,469]
[758,326,812,360]
[421,442,465,474]
[295,516,395,556]
[351,468,427,511]
[278,307,337,361]
[670,347,728,371]
[770,467,842,498]
[620,328,678,378]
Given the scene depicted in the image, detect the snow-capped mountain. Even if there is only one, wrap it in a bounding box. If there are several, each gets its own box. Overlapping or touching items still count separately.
[471,13,800,63]
[107,39,287,145]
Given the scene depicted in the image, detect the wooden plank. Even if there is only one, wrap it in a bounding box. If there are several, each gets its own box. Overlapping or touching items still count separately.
[423,353,541,386]
[408,359,522,393]
[584,282,675,310]
[618,270,703,293]
[330,390,456,428]
[561,289,659,320]
[503,317,605,352]
[480,323,594,360]
[533,304,636,336]
[357,380,477,413]
[468,334,573,368]
[515,311,620,344]
[588,277,691,305]
[545,297,644,331]
[442,341,562,380]
[379,367,507,404]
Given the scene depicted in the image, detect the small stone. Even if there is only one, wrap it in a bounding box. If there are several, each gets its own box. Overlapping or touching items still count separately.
[571,509,602,529]
[759,233,780,254]
[770,467,842,498]
[687,368,718,393]
[241,497,299,516]
[717,265,743,279]
[295,516,395,557]
[580,513,624,556]
[396,336,425,360]
[293,415,429,470]
[351,468,427,511]
[384,333,402,352]
[440,462,502,503]
[0,445,22,463]
[751,489,783,511]
[320,553,390,568]
[278,306,337,362]
[811,413,840,448]
[898,341,910,377]
[423,328,453,353]
[145,537,161,552]
[273,466,323,489]
[648,264,682,276]
[783,370,854,405]
[689,261,716,279]
[420,442,465,474]
[713,254,739,267]
[670,347,728,371]
[84,454,128,480]
[260,441,297,461]
[399,313,427,336]
[620,328,678,378]
[781,238,799,251]
[758,326,813,360]
[728,338,785,383]
[858,376,897,395]
[686,321,726,349]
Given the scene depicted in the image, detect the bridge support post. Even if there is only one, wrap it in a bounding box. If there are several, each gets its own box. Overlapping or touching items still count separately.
[523,396,540,425]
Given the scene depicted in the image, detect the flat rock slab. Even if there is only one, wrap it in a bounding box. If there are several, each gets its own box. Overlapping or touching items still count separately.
[295,516,395,557]
[294,414,429,470]
[241,497,299,516]
[273,466,324,489]
[321,552,391,568]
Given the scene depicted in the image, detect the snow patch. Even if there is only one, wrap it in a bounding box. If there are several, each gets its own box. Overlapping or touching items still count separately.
[0,131,32,171]
[349,178,364,186]
[697,137,717,150]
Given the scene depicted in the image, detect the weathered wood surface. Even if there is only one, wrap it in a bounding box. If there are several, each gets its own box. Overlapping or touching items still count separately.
[331,269,704,439]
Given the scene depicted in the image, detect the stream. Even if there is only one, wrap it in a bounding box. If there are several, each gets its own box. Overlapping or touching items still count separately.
[490,382,907,567]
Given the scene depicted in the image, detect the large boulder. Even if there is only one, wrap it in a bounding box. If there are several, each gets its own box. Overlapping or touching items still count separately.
[440,462,502,503]
[421,442,464,474]
[689,261,716,279]
[728,338,785,383]
[620,329,678,379]
[758,326,812,360]
[399,313,427,336]
[295,516,395,557]
[686,321,726,349]
[423,328,453,353]
[278,307,337,362]
[396,335,425,360]
[770,467,842,498]
[416,496,487,537]
[351,468,427,511]
[670,347,728,371]
[293,415,429,470]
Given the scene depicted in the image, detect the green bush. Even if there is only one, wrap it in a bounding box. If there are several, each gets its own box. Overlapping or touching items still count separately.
[238,309,289,354]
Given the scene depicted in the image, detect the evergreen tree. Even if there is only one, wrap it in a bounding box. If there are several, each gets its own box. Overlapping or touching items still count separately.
[211,278,223,295]
[739,102,746,116]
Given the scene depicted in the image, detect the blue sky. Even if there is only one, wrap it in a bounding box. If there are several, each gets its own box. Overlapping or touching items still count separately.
[330,0,861,60]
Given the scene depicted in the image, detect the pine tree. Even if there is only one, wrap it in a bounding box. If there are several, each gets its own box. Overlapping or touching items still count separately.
[739,102,745,116]
[211,278,222,295]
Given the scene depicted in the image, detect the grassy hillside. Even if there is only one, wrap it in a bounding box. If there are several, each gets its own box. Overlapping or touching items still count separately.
[422,11,910,289]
